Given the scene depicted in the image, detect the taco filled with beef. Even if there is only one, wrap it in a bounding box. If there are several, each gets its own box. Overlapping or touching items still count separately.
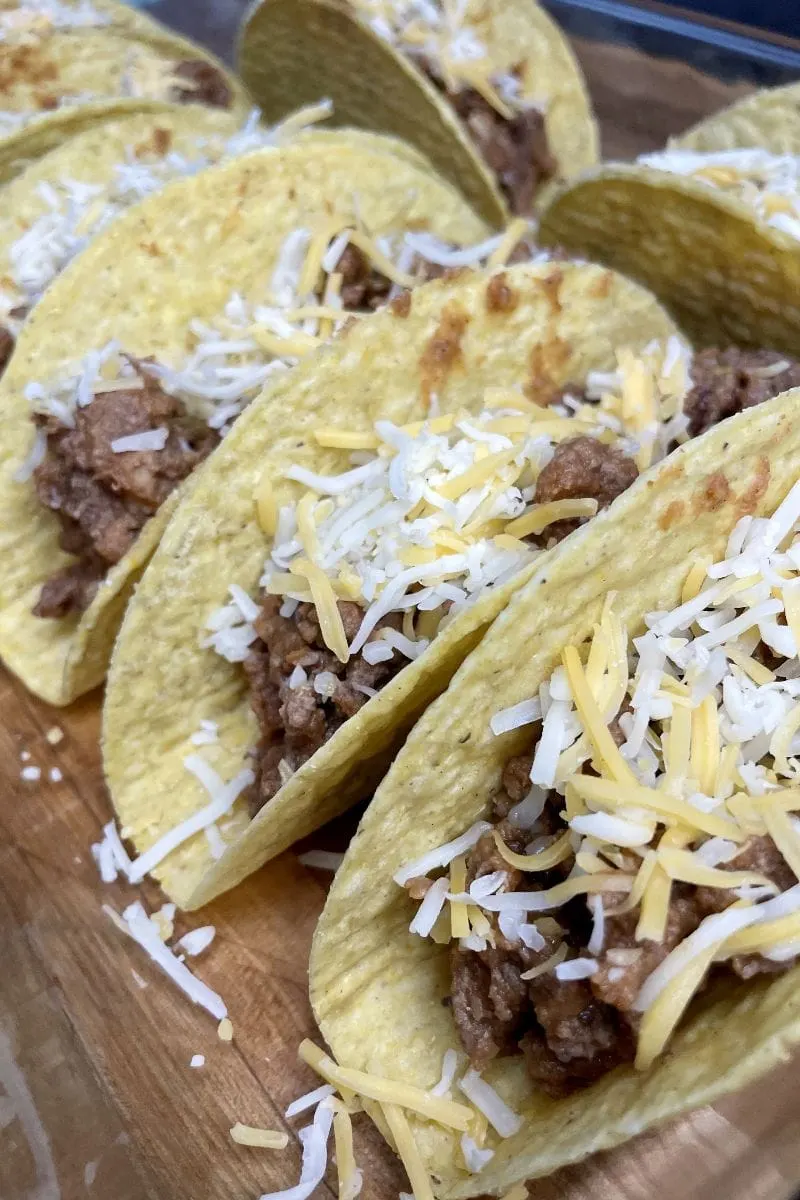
[102,257,716,913]
[0,134,491,705]
[310,389,800,1194]
[538,82,800,353]
[238,0,598,224]
[0,0,248,153]
[0,99,350,378]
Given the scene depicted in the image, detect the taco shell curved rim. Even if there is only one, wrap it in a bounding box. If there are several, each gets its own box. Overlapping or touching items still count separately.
[101,260,677,911]
[0,138,487,707]
[538,162,800,353]
[237,0,598,226]
[0,17,250,143]
[309,390,800,1194]
[671,81,800,154]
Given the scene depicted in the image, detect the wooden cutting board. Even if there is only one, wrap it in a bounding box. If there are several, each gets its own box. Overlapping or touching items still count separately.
[3,659,800,1200]
[2,17,798,1200]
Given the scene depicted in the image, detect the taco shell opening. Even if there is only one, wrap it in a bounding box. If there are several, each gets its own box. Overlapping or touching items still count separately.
[102,260,676,911]
[310,389,800,1193]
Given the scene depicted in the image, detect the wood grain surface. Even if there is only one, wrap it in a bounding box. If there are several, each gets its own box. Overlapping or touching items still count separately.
[1,17,798,1200]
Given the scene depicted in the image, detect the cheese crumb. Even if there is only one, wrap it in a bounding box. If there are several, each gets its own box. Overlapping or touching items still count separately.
[218,1017,234,1042]
[46,726,64,745]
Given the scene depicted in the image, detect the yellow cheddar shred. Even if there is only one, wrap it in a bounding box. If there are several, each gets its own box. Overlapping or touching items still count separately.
[681,559,710,604]
[381,1103,435,1200]
[492,829,572,872]
[293,558,349,663]
[657,847,773,892]
[562,646,637,786]
[449,856,470,939]
[486,218,531,268]
[255,473,278,536]
[437,449,518,500]
[229,1123,289,1149]
[635,939,722,1070]
[505,498,598,540]
[572,775,744,841]
[690,695,720,797]
[298,1041,473,1131]
[330,1098,361,1200]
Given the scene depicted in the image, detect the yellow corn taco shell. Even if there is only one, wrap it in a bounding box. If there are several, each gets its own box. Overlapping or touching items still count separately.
[102,260,677,911]
[0,1,249,149]
[310,390,800,1193]
[0,99,388,354]
[0,137,487,706]
[674,81,800,154]
[237,0,598,225]
[538,84,800,352]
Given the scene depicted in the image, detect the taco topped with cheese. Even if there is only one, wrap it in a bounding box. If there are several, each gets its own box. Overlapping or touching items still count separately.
[538,83,800,352]
[0,0,247,142]
[0,101,343,379]
[101,258,723,913]
[238,0,598,224]
[310,390,800,1194]
[0,134,491,705]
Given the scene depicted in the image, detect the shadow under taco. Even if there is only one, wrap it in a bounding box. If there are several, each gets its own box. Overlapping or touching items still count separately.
[309,388,800,1195]
[0,135,491,706]
[538,81,800,354]
[237,0,598,225]
[100,256,753,915]
[0,0,249,159]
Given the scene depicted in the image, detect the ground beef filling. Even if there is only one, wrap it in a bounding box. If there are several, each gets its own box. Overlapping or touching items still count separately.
[243,595,407,817]
[532,435,639,543]
[32,374,218,619]
[170,59,233,109]
[684,347,800,437]
[450,741,795,1097]
[416,62,556,215]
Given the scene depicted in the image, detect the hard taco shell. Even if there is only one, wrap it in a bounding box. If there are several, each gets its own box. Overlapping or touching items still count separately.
[0,4,249,151]
[0,137,487,706]
[237,0,598,225]
[102,260,676,911]
[310,390,800,1193]
[538,83,800,352]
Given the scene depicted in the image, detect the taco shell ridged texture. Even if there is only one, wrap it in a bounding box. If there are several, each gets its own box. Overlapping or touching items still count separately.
[0,138,487,707]
[538,163,800,354]
[237,0,598,226]
[310,390,800,1194]
[102,260,676,911]
[538,84,800,352]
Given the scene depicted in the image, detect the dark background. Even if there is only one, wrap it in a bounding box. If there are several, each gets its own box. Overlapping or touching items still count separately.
[678,2,796,36]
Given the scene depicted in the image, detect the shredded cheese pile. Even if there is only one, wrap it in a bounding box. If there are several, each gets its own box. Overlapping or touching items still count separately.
[401,478,800,1071]
[639,148,800,243]
[353,0,544,120]
[0,102,332,321]
[20,215,538,454]
[0,0,111,41]
[271,1038,521,1197]
[207,336,691,668]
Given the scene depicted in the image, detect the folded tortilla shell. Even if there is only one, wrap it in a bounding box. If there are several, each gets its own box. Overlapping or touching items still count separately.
[237,0,598,225]
[102,260,675,910]
[0,138,487,705]
[310,390,800,1193]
